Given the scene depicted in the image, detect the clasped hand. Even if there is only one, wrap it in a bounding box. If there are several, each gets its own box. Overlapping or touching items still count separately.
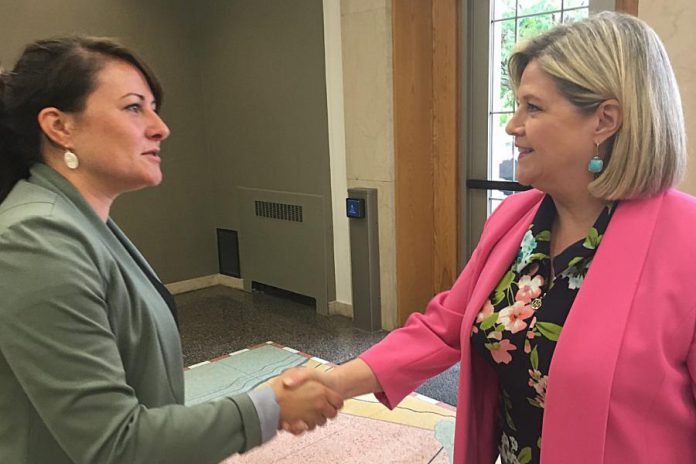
[270,367,342,435]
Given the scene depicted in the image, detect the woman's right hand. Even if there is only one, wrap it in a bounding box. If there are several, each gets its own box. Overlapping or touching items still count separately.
[269,376,343,433]
[277,359,383,434]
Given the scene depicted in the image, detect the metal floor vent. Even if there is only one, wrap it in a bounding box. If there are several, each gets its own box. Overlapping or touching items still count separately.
[254,200,303,222]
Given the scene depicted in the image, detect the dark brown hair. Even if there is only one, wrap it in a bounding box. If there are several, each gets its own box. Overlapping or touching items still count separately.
[0,36,163,202]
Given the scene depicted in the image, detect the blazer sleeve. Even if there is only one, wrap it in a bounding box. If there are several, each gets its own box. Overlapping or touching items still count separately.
[358,190,531,409]
[359,232,487,408]
[360,246,484,409]
[0,216,261,464]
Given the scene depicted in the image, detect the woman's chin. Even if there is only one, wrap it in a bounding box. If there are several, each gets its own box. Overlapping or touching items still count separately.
[145,170,163,187]
[150,175,163,187]
[516,176,532,187]
[125,174,163,193]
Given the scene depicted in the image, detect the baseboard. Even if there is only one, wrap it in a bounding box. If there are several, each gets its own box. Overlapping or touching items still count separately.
[214,274,244,290]
[329,300,353,318]
[166,274,245,295]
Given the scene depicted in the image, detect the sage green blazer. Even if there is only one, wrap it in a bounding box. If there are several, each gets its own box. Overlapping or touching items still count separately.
[0,164,262,464]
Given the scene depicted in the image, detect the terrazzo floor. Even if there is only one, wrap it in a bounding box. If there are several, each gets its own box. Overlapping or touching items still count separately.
[176,285,460,406]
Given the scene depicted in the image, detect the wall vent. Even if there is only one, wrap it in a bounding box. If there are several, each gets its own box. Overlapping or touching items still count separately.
[254,200,303,222]
[216,229,241,278]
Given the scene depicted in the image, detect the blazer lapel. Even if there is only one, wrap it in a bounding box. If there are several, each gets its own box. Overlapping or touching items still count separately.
[30,164,163,287]
[466,198,542,325]
[455,190,543,463]
[29,164,182,395]
[459,190,545,342]
[106,220,161,280]
[541,192,665,463]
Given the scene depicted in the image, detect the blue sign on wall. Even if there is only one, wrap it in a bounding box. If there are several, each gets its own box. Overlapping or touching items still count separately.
[346,198,365,218]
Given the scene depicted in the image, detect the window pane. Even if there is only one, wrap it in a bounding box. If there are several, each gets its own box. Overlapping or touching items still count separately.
[489,113,515,181]
[483,0,587,226]
[517,0,562,16]
[493,0,517,20]
[491,19,516,112]
[488,189,514,216]
[562,7,589,24]
[518,13,561,41]
[564,0,589,8]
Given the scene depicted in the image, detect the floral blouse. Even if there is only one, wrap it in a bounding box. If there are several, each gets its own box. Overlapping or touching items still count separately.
[470,195,616,464]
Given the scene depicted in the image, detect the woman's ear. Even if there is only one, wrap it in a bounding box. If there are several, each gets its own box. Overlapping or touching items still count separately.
[37,107,75,149]
[595,98,622,143]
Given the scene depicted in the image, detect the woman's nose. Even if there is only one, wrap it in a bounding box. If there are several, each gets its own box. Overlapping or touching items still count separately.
[148,112,171,141]
[505,113,522,136]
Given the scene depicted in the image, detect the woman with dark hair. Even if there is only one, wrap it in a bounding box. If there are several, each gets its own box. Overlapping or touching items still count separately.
[0,36,342,464]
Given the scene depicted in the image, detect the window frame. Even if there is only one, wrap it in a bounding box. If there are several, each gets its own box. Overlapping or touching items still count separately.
[460,0,615,263]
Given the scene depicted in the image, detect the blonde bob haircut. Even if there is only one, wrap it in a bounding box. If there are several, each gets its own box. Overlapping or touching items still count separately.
[508,11,686,200]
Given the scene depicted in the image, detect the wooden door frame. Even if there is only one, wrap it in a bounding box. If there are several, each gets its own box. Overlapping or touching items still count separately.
[392,0,638,325]
[615,0,639,15]
[393,0,458,325]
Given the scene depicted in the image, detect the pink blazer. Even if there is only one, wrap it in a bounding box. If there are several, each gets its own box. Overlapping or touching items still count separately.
[361,188,696,463]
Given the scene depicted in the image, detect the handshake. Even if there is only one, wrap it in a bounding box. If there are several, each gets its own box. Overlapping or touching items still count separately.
[269,367,345,434]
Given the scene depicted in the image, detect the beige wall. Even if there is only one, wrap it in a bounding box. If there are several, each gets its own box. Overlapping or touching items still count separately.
[0,0,218,283]
[323,0,353,311]
[193,0,336,308]
[0,0,333,289]
[193,0,332,229]
[341,0,398,329]
[639,1,696,195]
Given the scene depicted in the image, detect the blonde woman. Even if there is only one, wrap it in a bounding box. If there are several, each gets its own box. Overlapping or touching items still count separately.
[284,12,696,463]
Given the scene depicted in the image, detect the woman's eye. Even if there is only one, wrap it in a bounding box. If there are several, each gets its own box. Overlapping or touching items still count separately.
[527,103,541,112]
[125,103,142,113]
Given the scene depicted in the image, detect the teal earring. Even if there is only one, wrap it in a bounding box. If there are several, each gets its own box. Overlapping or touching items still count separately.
[588,142,603,173]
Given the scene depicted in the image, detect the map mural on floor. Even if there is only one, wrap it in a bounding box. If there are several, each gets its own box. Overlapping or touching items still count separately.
[184,342,457,463]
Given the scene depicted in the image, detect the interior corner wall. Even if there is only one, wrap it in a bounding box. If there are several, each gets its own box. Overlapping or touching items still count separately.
[1,0,337,298]
[0,0,218,283]
[323,0,353,309]
[638,1,696,196]
[194,0,335,299]
[194,0,332,224]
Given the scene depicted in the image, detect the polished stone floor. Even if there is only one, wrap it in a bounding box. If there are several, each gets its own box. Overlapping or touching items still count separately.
[176,285,459,405]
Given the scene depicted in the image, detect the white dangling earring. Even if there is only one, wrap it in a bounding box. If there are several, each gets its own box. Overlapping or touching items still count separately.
[63,149,79,170]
